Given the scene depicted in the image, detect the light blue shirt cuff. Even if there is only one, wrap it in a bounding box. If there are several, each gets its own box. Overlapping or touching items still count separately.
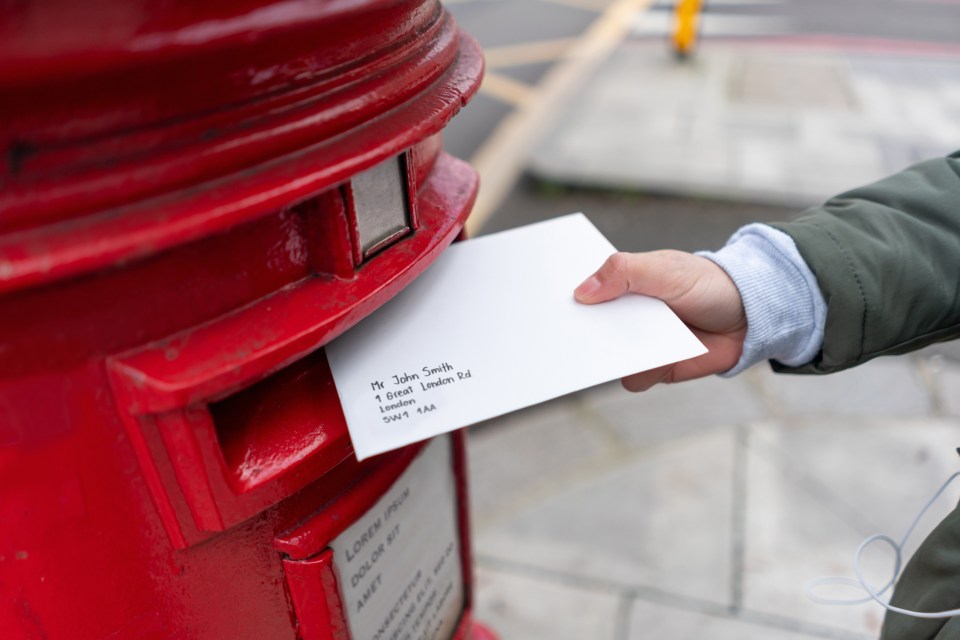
[697,224,827,376]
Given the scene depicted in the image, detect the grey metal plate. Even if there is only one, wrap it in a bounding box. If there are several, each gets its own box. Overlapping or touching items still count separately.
[352,156,410,257]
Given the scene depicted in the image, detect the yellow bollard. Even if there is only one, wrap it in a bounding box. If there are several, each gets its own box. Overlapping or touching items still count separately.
[672,0,703,58]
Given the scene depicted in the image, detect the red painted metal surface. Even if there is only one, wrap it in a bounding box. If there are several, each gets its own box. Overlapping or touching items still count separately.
[282,550,350,640]
[0,1,494,638]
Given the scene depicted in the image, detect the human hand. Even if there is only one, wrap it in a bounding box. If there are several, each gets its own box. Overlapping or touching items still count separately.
[574,251,746,391]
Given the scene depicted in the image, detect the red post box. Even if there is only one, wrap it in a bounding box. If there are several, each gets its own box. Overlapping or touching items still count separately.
[0,1,494,638]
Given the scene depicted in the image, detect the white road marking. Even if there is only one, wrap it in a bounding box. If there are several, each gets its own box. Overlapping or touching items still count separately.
[479,72,537,107]
[466,0,658,235]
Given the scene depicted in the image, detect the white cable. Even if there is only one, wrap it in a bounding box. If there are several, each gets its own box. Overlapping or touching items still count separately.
[805,471,960,619]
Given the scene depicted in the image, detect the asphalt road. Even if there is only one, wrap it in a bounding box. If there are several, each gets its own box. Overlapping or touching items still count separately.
[444,0,960,251]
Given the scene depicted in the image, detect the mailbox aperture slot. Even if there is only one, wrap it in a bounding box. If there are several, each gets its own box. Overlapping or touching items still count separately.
[209,350,351,495]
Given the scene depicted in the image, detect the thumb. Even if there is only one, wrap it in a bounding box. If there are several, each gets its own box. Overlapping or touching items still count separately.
[575,251,682,304]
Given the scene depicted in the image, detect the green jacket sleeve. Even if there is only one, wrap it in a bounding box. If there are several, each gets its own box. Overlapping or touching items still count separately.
[770,151,960,374]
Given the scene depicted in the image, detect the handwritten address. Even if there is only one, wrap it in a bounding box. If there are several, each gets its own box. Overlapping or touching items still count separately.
[368,362,474,425]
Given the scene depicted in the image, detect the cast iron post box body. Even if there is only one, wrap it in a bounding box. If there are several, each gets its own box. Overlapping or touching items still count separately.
[0,1,492,638]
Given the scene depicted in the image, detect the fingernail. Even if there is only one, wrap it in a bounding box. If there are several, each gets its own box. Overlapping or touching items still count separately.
[574,275,601,300]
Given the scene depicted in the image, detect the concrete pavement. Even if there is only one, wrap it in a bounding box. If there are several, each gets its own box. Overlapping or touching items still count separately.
[457,2,960,639]
[530,38,960,207]
[470,357,960,639]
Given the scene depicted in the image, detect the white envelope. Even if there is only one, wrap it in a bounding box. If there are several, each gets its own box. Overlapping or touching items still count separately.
[326,213,706,460]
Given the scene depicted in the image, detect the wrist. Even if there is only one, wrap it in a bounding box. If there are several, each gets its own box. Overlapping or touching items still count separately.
[697,224,826,376]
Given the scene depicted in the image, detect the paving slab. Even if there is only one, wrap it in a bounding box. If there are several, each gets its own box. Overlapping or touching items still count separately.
[741,419,960,637]
[929,357,960,419]
[748,418,960,537]
[467,396,614,528]
[530,42,960,205]
[475,426,738,605]
[579,374,768,449]
[626,599,846,640]
[752,357,933,419]
[919,340,960,364]
[473,565,620,640]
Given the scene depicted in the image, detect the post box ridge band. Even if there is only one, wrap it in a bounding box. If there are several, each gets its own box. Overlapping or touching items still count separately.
[0,4,483,295]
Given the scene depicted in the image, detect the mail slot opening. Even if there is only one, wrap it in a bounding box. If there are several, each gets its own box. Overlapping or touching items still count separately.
[208,349,352,495]
[346,153,417,260]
